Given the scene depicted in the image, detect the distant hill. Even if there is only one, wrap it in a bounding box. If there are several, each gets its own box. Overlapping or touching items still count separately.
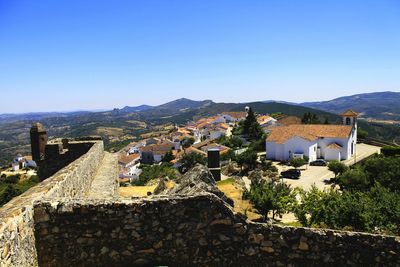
[154,98,214,112]
[0,111,93,124]
[1,95,398,166]
[301,91,400,120]
[143,100,340,124]
[120,105,153,113]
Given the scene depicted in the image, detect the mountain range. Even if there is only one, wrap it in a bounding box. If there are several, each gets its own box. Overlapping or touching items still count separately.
[1,92,399,166]
[300,91,400,121]
[2,91,399,123]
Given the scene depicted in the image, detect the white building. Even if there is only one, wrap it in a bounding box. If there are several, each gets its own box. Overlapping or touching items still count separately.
[221,112,247,123]
[266,110,358,162]
[118,153,142,182]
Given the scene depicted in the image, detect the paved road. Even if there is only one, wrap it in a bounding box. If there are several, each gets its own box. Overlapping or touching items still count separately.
[278,143,381,191]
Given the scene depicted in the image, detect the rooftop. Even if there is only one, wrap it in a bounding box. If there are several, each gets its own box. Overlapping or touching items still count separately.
[340,109,359,117]
[267,124,353,144]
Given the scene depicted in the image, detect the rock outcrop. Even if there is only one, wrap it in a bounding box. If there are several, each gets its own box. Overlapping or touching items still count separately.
[154,164,234,206]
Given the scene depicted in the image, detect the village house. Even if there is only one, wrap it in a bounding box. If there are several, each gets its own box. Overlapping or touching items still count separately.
[191,139,230,155]
[257,115,277,133]
[266,110,358,162]
[118,153,141,182]
[139,142,175,164]
[11,154,37,171]
[204,123,229,140]
[221,112,247,123]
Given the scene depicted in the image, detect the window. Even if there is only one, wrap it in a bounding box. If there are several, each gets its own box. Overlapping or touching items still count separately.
[346,117,351,125]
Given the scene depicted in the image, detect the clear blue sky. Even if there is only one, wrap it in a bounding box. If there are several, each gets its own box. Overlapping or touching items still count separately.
[1,0,400,113]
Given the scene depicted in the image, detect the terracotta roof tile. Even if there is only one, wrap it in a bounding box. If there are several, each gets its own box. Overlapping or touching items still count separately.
[277,116,302,125]
[340,109,359,117]
[267,124,353,144]
[118,153,140,165]
[326,143,342,149]
[222,112,247,119]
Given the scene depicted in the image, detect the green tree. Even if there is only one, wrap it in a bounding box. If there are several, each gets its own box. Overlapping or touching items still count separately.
[290,158,306,169]
[217,135,243,149]
[302,112,321,124]
[161,151,175,163]
[328,161,348,178]
[357,128,368,140]
[248,180,296,220]
[134,163,177,186]
[236,149,258,171]
[220,149,236,162]
[337,167,370,191]
[293,185,400,235]
[260,158,278,173]
[242,107,263,140]
[249,133,267,152]
[292,185,326,227]
[182,137,195,148]
[0,184,16,206]
[179,152,206,173]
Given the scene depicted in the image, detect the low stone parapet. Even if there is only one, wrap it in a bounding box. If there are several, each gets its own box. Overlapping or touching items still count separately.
[0,140,104,266]
[33,194,400,267]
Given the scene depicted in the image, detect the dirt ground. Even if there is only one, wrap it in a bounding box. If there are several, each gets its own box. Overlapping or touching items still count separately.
[217,179,261,221]
[119,180,174,197]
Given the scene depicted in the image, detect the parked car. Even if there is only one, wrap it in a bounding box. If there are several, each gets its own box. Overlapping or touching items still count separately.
[310,159,327,166]
[280,169,301,179]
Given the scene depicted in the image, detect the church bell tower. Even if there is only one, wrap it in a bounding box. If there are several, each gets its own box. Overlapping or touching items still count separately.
[340,109,359,157]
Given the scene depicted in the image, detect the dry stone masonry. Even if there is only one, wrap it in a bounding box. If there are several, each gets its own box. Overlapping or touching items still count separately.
[34,194,400,267]
[1,138,399,267]
[0,139,119,266]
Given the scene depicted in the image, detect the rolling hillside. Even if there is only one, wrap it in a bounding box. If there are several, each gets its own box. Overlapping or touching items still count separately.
[301,91,400,120]
[1,96,398,166]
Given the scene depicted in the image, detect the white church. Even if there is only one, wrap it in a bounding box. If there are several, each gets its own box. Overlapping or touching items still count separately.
[265,110,358,162]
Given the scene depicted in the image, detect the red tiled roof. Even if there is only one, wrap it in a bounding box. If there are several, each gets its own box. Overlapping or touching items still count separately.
[222,112,247,119]
[326,143,342,149]
[277,116,302,125]
[340,109,359,117]
[267,124,353,144]
[118,154,140,165]
[140,143,174,152]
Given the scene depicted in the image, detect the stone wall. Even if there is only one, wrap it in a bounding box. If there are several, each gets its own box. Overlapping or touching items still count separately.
[34,194,400,267]
[38,138,100,180]
[0,141,104,267]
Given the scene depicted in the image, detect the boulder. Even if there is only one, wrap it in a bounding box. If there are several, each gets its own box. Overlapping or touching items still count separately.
[154,164,234,206]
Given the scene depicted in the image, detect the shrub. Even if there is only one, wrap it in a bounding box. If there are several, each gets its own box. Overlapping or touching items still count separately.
[381,146,400,157]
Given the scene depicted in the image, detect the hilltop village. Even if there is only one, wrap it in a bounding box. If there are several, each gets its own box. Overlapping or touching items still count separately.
[117,108,360,186]
[1,106,400,266]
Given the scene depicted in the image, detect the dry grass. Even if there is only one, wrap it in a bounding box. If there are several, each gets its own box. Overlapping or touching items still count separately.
[96,127,124,137]
[126,120,147,128]
[217,179,261,221]
[119,180,175,198]
[119,185,157,197]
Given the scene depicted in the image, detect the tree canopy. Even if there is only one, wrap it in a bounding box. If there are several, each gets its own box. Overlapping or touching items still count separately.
[328,161,348,178]
[236,149,258,171]
[241,107,263,140]
[179,152,206,173]
[290,158,306,169]
[248,180,296,220]
[301,112,321,124]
